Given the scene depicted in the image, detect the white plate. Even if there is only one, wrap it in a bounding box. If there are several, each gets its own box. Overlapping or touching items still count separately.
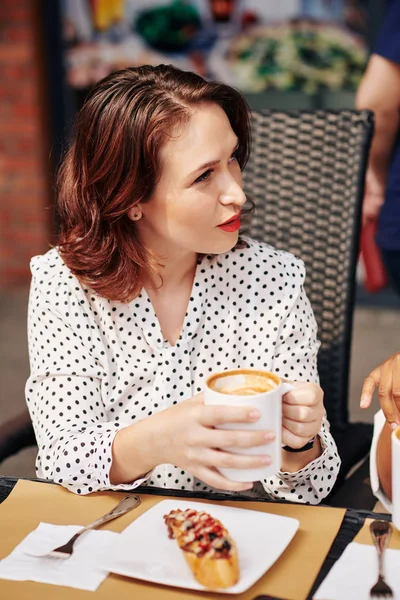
[98,499,299,594]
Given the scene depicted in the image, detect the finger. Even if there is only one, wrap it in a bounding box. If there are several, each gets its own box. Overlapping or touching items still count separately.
[202,448,272,470]
[360,368,380,408]
[282,384,322,407]
[282,426,315,450]
[193,466,254,492]
[282,417,321,439]
[189,393,204,404]
[282,403,319,423]
[200,405,261,427]
[206,428,275,449]
[377,358,398,426]
[392,353,400,424]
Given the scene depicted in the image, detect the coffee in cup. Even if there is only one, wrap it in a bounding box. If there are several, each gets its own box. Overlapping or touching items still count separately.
[204,369,294,482]
[207,370,278,396]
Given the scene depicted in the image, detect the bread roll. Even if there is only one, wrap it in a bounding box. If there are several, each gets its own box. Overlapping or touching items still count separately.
[164,508,239,589]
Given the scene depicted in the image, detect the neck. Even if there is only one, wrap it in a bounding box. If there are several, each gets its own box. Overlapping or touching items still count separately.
[145,247,198,294]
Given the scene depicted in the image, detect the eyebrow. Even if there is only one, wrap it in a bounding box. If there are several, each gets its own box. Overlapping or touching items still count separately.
[188,158,220,179]
[187,138,239,179]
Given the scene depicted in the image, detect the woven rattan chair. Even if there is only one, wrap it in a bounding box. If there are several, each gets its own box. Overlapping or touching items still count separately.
[242,109,375,504]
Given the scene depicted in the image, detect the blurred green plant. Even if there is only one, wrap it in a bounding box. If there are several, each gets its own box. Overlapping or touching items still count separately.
[135,0,201,52]
[225,21,367,94]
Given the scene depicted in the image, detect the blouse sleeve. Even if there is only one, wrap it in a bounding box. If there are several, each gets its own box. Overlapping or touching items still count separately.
[25,269,151,495]
[261,257,341,504]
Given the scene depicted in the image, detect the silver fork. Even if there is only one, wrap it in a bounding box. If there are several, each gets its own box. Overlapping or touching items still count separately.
[369,520,394,599]
[29,494,141,559]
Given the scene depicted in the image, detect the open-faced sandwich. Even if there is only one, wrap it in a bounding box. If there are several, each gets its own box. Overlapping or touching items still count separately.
[164,507,239,589]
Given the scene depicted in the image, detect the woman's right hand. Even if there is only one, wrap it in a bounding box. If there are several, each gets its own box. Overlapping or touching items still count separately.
[111,393,275,492]
[148,394,275,491]
[360,352,400,427]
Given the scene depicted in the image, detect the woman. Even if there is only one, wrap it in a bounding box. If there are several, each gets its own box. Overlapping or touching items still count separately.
[361,352,400,504]
[26,64,340,502]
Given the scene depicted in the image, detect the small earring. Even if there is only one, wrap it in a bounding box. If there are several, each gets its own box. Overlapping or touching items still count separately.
[131,209,142,221]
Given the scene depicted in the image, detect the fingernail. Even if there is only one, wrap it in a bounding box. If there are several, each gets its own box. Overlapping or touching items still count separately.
[249,410,261,420]
[360,396,369,408]
[260,456,272,465]
[264,432,275,441]
[391,422,398,430]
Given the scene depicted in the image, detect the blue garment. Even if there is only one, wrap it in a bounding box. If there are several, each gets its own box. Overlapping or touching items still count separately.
[374,0,400,250]
[381,248,400,294]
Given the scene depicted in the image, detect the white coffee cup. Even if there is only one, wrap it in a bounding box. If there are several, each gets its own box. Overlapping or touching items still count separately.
[204,369,294,482]
[392,427,400,529]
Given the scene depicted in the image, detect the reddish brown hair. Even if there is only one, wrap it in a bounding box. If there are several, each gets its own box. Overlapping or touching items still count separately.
[57,64,252,301]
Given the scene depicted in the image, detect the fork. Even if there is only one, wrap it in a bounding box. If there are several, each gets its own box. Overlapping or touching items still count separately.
[369,520,393,598]
[30,494,141,559]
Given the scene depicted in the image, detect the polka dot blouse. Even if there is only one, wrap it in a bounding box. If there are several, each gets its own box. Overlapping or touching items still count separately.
[25,237,340,503]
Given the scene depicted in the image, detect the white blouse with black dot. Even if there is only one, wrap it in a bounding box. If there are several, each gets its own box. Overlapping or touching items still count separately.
[26,237,340,503]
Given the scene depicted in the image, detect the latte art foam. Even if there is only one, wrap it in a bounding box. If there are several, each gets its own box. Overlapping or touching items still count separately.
[218,385,275,396]
[208,370,278,396]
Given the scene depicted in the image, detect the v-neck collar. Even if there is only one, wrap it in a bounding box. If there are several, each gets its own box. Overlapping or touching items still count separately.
[130,254,213,350]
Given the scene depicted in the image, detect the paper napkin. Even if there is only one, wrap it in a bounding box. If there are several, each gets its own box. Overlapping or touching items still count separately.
[0,522,118,591]
[313,541,400,600]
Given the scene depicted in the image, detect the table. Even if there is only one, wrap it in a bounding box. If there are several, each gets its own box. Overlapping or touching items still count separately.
[0,476,393,600]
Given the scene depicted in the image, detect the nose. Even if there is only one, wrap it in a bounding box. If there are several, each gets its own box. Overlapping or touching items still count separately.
[219,174,246,207]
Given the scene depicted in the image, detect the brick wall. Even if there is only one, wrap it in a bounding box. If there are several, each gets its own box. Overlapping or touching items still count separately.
[0,0,53,287]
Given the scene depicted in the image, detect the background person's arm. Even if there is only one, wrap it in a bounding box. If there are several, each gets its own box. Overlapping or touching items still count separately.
[361,352,400,501]
[355,54,400,223]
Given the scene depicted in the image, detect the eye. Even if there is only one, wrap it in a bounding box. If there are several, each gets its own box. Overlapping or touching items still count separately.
[194,168,213,184]
[229,148,240,163]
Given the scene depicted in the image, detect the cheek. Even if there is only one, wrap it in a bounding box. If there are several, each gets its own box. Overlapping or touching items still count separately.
[149,186,219,235]
[147,190,181,225]
[174,207,210,234]
[166,197,195,226]
[173,191,217,226]
[188,197,218,227]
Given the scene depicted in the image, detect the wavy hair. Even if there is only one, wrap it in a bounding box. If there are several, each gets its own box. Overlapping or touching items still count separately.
[57,64,252,301]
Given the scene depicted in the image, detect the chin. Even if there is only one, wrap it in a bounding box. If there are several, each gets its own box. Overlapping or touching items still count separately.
[198,231,239,255]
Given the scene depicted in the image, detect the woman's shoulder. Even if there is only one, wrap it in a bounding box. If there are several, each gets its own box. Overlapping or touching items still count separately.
[29,248,90,305]
[29,248,101,320]
[30,247,74,285]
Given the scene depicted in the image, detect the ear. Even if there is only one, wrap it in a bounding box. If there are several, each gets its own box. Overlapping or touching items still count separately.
[128,205,143,222]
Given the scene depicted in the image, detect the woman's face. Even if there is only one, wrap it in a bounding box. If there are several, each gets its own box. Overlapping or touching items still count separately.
[133,102,247,258]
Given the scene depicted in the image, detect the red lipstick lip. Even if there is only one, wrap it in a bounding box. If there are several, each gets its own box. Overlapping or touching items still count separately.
[217,213,241,233]
[218,212,242,227]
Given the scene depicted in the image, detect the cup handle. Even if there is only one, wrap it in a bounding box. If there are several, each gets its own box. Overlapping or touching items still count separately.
[281,382,295,395]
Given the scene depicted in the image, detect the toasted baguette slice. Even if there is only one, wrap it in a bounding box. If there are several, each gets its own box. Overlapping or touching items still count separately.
[182,541,239,589]
[164,508,239,589]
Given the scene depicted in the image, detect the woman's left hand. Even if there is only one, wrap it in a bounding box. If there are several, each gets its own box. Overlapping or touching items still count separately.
[281,382,325,449]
